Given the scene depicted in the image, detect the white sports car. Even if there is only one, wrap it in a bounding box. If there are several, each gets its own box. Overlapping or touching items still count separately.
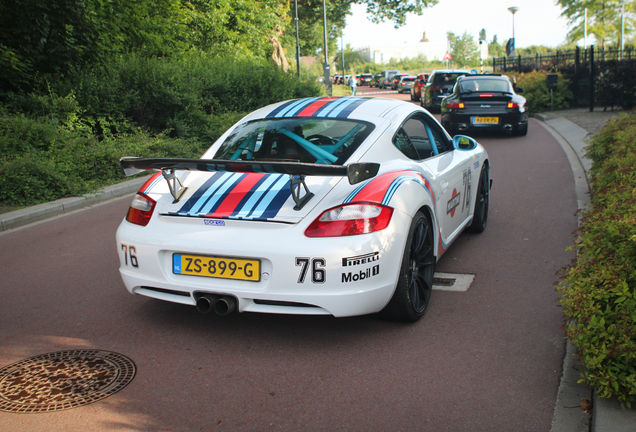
[116,96,490,322]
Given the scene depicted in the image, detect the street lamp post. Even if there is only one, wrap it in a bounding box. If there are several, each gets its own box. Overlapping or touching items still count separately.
[508,6,519,57]
[294,0,300,79]
[322,0,331,94]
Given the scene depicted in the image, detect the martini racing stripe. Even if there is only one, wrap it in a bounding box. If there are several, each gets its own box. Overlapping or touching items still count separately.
[169,173,292,220]
[141,172,162,194]
[344,170,436,205]
[266,97,372,119]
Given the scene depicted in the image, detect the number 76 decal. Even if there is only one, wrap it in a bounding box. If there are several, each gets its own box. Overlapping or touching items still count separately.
[296,258,326,284]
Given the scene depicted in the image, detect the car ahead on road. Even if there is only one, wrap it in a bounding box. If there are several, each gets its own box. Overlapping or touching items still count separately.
[359,73,374,86]
[332,74,343,84]
[370,73,383,87]
[391,74,408,90]
[398,76,416,93]
[441,74,528,136]
[379,69,400,89]
[421,69,470,112]
[117,97,490,322]
[410,73,430,101]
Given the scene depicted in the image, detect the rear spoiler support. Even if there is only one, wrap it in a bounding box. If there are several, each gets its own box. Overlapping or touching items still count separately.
[120,157,380,210]
[161,169,188,204]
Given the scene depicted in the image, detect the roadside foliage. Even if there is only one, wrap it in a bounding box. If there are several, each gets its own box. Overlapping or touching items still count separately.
[0,55,324,207]
[558,113,636,407]
[512,71,573,115]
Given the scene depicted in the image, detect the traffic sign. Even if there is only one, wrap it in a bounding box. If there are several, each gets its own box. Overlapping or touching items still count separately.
[443,51,452,61]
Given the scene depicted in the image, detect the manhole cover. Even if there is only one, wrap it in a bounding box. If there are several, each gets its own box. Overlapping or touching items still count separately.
[0,350,136,413]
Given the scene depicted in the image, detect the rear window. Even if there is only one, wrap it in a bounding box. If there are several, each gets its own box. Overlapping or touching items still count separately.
[458,79,511,93]
[214,118,375,166]
[403,77,416,82]
[433,73,466,85]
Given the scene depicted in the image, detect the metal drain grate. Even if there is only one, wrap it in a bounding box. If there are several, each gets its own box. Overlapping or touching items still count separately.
[0,350,136,413]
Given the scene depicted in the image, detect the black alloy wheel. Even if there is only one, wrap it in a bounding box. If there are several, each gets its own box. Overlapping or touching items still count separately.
[382,212,435,322]
[468,163,490,233]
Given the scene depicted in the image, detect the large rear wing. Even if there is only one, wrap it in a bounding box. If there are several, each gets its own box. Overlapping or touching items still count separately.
[120,157,380,210]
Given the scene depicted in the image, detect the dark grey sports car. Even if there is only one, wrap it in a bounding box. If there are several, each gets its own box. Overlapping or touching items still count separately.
[440,74,528,136]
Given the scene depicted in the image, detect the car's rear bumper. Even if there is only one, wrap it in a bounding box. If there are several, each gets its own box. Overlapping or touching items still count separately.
[442,112,528,132]
[115,211,410,317]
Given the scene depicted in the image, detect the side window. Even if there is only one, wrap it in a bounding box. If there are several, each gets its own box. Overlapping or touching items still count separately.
[403,118,433,159]
[393,129,419,160]
[399,117,450,159]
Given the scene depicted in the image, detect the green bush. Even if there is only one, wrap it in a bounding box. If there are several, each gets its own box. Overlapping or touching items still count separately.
[512,70,573,115]
[557,113,636,407]
[48,52,324,140]
[1,53,323,207]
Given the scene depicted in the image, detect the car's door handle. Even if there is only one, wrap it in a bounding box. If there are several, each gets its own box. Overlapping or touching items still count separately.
[440,180,449,194]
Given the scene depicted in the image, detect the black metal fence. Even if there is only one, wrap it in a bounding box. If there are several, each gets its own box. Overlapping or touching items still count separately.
[493,46,636,110]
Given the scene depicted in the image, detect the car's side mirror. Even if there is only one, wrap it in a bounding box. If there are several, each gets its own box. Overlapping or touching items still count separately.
[452,135,478,151]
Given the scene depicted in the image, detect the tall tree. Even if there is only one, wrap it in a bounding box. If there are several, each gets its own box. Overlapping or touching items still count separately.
[488,35,505,58]
[287,0,439,56]
[448,31,479,67]
[556,0,636,48]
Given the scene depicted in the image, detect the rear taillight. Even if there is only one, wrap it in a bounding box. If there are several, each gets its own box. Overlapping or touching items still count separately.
[508,102,520,108]
[446,102,465,109]
[305,203,394,237]
[126,193,156,227]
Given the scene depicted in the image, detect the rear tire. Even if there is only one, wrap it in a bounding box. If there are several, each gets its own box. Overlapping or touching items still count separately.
[382,212,435,322]
[468,164,490,233]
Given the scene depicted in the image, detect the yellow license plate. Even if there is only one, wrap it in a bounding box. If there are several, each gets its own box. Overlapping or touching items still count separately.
[173,253,260,282]
[474,117,499,124]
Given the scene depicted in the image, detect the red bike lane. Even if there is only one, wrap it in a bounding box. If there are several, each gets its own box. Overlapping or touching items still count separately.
[0,87,577,431]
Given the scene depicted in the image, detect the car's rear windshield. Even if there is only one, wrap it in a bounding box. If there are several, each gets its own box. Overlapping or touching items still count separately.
[213,118,375,166]
[458,79,512,93]
[433,73,466,85]
[403,77,415,82]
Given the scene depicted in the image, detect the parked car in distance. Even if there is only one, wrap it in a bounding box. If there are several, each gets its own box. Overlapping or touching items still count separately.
[379,69,400,89]
[344,75,352,86]
[441,74,528,136]
[421,70,470,112]
[410,73,430,101]
[332,74,343,84]
[398,76,416,93]
[359,73,374,86]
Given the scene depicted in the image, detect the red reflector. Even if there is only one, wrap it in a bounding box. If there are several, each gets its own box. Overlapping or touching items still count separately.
[305,203,394,237]
[479,94,493,97]
[507,102,519,108]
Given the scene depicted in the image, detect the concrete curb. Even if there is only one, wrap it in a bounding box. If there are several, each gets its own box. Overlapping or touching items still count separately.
[0,175,150,232]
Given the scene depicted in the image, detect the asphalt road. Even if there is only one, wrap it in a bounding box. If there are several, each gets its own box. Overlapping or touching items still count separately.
[0,87,578,431]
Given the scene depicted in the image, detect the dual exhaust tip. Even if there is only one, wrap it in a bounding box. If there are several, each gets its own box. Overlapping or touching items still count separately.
[195,294,236,316]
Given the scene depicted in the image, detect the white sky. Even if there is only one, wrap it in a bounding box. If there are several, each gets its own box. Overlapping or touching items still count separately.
[342,0,571,49]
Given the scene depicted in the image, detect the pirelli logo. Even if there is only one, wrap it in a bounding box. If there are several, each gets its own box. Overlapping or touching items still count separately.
[342,252,379,267]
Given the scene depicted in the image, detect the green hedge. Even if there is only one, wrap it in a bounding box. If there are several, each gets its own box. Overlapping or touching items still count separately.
[0,53,324,207]
[557,113,636,406]
[511,70,573,116]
